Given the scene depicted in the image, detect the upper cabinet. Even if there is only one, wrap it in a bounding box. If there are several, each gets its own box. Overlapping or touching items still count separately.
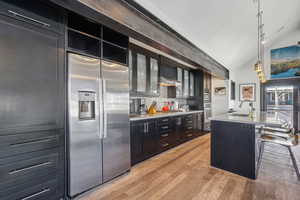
[177,68,183,98]
[150,58,159,95]
[102,26,128,65]
[67,12,128,65]
[183,70,189,97]
[190,72,195,97]
[129,45,198,98]
[129,44,159,97]
[136,53,147,93]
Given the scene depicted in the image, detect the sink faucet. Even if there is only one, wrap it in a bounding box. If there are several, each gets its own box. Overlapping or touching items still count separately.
[249,102,255,119]
[239,101,255,118]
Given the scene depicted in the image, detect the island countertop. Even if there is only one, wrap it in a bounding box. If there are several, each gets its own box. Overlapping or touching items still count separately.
[210,112,287,126]
[130,110,203,121]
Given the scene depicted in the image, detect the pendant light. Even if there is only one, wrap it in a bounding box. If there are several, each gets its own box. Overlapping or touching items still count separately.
[254,0,267,83]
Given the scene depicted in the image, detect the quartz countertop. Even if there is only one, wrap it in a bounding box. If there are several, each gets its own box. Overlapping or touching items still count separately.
[130,110,203,121]
[210,112,288,126]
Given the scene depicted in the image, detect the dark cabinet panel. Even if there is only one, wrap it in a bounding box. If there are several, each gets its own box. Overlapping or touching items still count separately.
[130,120,158,165]
[143,120,158,158]
[68,29,101,57]
[103,26,128,48]
[130,122,144,165]
[0,178,60,200]
[0,130,62,158]
[103,41,127,64]
[173,116,184,144]
[0,5,65,199]
[0,14,64,131]
[0,0,64,33]
[68,12,101,38]
[193,113,203,137]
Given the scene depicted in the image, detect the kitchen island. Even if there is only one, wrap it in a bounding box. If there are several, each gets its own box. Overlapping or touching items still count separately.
[210,112,283,179]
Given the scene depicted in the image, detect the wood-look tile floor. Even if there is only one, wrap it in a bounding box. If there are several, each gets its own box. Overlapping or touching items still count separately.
[80,134,300,200]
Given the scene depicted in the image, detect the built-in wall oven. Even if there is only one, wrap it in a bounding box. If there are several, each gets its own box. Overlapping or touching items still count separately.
[203,94,212,131]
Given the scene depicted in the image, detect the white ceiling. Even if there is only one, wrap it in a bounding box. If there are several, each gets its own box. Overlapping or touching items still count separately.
[134,0,300,70]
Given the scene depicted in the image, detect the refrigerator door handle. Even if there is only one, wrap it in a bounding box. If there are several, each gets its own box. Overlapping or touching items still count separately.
[103,79,108,139]
[99,77,103,139]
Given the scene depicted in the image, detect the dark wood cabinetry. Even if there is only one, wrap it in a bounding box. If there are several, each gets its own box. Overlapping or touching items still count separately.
[143,120,158,159]
[0,1,65,199]
[129,44,159,97]
[67,12,128,64]
[130,120,158,165]
[130,121,145,165]
[130,112,204,166]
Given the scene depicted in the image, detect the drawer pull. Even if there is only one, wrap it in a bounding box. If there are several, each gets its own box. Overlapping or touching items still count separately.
[21,188,50,200]
[161,133,169,137]
[162,143,169,147]
[9,162,52,175]
[161,119,169,122]
[8,10,51,27]
[161,126,169,129]
[187,127,193,130]
[187,134,193,137]
[186,120,193,123]
[10,138,53,146]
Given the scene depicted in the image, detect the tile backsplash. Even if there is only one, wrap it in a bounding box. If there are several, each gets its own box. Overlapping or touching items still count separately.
[131,96,187,111]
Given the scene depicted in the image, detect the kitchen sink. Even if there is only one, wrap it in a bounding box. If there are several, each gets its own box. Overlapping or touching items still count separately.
[230,113,249,117]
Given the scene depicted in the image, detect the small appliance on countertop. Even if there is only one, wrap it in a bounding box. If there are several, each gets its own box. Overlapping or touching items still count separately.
[148,101,157,114]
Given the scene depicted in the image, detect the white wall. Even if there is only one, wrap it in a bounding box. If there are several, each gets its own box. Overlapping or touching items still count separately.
[230,29,300,112]
[211,77,229,116]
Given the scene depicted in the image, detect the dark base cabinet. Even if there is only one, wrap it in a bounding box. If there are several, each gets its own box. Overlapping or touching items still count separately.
[130,120,158,165]
[130,112,204,166]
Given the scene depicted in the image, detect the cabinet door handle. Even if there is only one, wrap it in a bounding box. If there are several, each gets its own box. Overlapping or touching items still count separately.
[8,10,50,27]
[187,133,193,137]
[21,188,50,200]
[162,143,169,147]
[147,122,149,133]
[161,133,169,137]
[10,138,52,146]
[9,162,52,175]
[144,123,146,133]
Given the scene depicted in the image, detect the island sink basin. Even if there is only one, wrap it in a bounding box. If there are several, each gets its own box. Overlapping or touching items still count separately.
[230,113,249,117]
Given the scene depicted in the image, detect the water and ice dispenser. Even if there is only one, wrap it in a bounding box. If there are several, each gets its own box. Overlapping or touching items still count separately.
[78,91,96,120]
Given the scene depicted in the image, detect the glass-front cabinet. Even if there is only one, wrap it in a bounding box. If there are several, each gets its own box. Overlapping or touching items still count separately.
[177,67,183,97]
[150,58,159,95]
[190,72,194,97]
[136,53,147,93]
[184,70,189,97]
[129,45,160,96]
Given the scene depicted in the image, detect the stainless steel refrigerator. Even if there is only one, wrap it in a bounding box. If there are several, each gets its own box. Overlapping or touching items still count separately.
[67,53,130,197]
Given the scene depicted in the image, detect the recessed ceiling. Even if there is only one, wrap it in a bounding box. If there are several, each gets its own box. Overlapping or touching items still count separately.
[134,0,300,70]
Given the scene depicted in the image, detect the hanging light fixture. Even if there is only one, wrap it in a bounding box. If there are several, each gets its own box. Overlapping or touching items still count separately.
[254,0,267,83]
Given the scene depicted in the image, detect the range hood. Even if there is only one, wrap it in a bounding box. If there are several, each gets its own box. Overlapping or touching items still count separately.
[160,76,180,87]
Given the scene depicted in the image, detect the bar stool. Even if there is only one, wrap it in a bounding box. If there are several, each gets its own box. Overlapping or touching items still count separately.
[256,123,300,180]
